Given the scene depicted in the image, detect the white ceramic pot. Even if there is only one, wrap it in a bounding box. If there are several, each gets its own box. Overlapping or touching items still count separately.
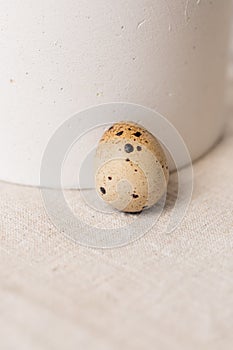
[0,0,232,187]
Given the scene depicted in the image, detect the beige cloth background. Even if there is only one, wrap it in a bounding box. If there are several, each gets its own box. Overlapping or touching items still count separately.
[1,38,233,350]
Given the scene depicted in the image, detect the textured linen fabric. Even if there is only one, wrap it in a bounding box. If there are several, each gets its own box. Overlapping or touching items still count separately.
[1,41,233,350]
[0,117,233,350]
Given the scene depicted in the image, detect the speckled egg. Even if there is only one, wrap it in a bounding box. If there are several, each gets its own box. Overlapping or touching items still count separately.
[95,122,169,213]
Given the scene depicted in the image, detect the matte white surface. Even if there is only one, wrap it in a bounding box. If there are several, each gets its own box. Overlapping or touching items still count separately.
[0,0,232,187]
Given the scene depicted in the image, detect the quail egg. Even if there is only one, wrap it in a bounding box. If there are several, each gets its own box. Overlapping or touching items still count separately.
[95,122,169,213]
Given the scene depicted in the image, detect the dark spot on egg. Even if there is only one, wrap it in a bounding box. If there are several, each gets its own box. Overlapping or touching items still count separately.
[133,132,142,137]
[124,143,134,153]
[137,146,142,151]
[116,131,123,136]
[108,176,112,180]
[100,187,106,195]
[126,158,130,162]
[132,194,139,199]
